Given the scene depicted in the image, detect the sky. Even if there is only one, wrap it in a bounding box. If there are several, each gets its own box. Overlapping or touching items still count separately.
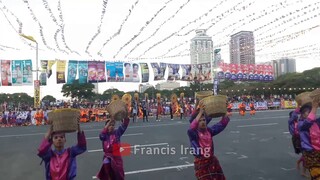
[0,0,319,100]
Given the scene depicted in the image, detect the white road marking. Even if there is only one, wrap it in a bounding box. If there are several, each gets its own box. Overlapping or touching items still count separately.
[87,142,169,153]
[92,164,194,178]
[237,123,278,128]
[281,167,296,171]
[86,133,143,140]
[237,155,248,159]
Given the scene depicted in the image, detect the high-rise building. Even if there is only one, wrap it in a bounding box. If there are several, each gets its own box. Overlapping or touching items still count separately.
[190,29,213,64]
[229,31,255,65]
[272,58,296,78]
[139,83,154,93]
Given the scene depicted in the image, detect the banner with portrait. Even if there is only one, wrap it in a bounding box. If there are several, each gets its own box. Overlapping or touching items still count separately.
[88,61,98,83]
[67,60,78,84]
[123,63,133,82]
[151,62,166,81]
[23,60,33,85]
[78,61,88,84]
[167,64,180,81]
[56,60,66,84]
[140,63,149,83]
[132,63,140,82]
[1,60,12,86]
[181,64,193,81]
[114,62,124,82]
[40,72,47,86]
[12,60,23,86]
[96,61,106,83]
[47,60,56,78]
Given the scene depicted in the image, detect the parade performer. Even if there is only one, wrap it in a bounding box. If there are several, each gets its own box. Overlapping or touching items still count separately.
[96,116,130,180]
[298,99,320,179]
[288,107,309,177]
[35,109,44,126]
[238,102,246,116]
[249,102,256,116]
[37,123,87,180]
[187,102,230,180]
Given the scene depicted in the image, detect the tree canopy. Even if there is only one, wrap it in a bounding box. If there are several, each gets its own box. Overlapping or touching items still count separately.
[61,79,95,100]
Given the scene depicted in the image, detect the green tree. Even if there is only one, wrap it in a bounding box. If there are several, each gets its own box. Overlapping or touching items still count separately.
[61,79,95,100]
[42,95,56,102]
[102,88,125,100]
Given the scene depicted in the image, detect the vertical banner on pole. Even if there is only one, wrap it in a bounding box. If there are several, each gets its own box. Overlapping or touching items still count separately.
[67,60,78,84]
[47,60,56,78]
[1,60,12,86]
[56,60,66,84]
[12,60,23,86]
[115,62,124,82]
[78,61,88,84]
[88,61,98,83]
[34,80,40,108]
[132,63,140,82]
[140,63,149,83]
[96,61,106,82]
[23,60,33,85]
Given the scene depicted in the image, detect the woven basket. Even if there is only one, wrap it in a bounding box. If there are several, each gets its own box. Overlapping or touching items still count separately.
[195,91,213,100]
[106,100,128,121]
[112,95,120,102]
[122,93,132,106]
[310,88,320,105]
[200,95,227,118]
[310,89,320,99]
[48,108,80,133]
[295,92,312,106]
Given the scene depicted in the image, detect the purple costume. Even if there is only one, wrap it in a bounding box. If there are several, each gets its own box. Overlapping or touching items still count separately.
[37,132,87,180]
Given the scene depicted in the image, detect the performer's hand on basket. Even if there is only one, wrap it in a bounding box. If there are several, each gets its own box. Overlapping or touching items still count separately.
[77,115,81,132]
[45,124,53,139]
[312,98,319,109]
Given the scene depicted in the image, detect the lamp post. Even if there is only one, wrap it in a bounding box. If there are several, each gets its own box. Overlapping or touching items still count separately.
[20,34,40,108]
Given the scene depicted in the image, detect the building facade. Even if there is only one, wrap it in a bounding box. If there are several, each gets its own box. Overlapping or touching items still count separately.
[139,83,154,93]
[230,31,255,65]
[272,58,296,78]
[155,82,180,91]
[190,29,213,64]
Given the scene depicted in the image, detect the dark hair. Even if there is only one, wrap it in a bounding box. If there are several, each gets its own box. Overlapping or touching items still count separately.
[300,103,312,114]
[289,111,293,117]
[133,64,138,68]
[124,63,131,67]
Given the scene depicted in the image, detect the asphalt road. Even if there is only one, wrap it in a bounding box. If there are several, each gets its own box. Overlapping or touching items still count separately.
[1,109,319,180]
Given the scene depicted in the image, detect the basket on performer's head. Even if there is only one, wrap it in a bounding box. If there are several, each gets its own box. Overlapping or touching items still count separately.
[48,108,80,133]
[296,92,312,106]
[106,100,128,121]
[200,95,227,118]
[122,93,132,106]
[134,93,139,101]
[195,91,213,100]
[156,93,161,102]
[171,94,177,103]
[310,88,320,105]
[112,94,120,102]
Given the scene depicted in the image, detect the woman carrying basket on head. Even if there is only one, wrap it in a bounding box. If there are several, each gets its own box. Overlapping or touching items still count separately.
[37,121,87,180]
[187,102,230,180]
[96,109,130,180]
[298,98,320,179]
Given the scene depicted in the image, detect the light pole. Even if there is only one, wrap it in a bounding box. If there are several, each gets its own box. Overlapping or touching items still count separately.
[20,34,40,108]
